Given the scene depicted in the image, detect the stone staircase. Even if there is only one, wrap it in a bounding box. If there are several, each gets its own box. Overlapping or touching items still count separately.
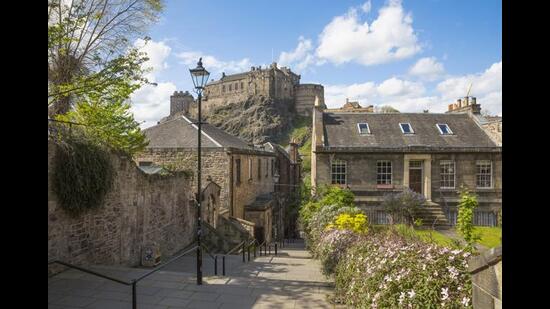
[414,201,452,230]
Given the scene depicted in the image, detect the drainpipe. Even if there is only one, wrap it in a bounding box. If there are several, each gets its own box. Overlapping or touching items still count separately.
[229,152,234,217]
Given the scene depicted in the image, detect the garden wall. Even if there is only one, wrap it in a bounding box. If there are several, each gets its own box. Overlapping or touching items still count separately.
[48,142,196,274]
[469,246,502,308]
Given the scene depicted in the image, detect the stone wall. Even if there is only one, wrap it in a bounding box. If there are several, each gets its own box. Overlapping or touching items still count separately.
[481,121,502,146]
[48,142,196,273]
[469,247,502,308]
[136,148,230,211]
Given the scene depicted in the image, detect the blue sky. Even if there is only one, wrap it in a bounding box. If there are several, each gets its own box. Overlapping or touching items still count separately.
[131,0,502,127]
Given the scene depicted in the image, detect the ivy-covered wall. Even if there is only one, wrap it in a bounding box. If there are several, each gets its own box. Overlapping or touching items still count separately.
[48,142,196,274]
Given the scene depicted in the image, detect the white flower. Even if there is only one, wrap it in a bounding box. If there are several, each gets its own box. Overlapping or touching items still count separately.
[441,287,449,301]
[451,249,462,255]
[422,264,426,270]
[462,297,470,306]
[408,290,416,299]
[399,292,406,305]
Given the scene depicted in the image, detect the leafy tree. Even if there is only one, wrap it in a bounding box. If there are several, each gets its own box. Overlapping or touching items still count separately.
[48,0,163,115]
[382,188,425,226]
[48,0,163,154]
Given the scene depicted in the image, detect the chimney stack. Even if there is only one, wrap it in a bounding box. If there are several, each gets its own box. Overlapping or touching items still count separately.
[447,96,481,115]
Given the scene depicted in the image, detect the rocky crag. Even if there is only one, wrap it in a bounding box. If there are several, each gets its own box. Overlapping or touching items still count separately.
[202,95,297,145]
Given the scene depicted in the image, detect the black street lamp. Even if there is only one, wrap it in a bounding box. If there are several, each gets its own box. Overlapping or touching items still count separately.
[189,58,210,285]
[272,171,281,245]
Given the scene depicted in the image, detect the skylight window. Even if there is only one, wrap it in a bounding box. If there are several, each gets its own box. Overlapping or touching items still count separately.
[436,123,453,135]
[399,123,414,134]
[357,123,371,135]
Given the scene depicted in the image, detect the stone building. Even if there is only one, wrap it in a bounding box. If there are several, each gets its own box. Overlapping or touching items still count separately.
[264,141,302,240]
[135,114,279,244]
[200,62,326,117]
[311,97,502,227]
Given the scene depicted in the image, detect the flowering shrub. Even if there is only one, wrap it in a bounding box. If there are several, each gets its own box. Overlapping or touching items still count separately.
[334,233,472,308]
[316,228,362,276]
[382,188,426,225]
[328,213,369,234]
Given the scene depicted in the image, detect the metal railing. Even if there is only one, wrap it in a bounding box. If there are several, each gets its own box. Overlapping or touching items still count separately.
[48,243,201,309]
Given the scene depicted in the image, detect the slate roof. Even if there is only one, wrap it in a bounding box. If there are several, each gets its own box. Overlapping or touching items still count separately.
[143,115,252,150]
[322,112,499,149]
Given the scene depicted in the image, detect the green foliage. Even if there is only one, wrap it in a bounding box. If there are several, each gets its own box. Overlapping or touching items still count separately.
[456,187,480,250]
[318,185,355,208]
[55,96,149,156]
[52,139,114,216]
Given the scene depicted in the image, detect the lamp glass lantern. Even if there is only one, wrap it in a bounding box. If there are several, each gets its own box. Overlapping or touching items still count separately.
[189,58,210,91]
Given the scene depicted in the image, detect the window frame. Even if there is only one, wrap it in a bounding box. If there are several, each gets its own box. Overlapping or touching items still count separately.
[258,158,262,180]
[476,160,493,189]
[399,123,415,134]
[439,160,456,189]
[357,123,371,135]
[376,160,393,185]
[436,123,453,135]
[331,159,347,185]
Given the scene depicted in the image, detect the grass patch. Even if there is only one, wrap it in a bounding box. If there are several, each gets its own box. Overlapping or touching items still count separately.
[371,224,458,248]
[473,226,502,248]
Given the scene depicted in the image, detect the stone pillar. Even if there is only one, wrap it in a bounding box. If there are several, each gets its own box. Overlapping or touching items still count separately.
[424,159,432,201]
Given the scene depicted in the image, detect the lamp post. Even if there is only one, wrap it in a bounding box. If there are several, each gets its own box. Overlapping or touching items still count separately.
[189,58,210,285]
[272,171,280,246]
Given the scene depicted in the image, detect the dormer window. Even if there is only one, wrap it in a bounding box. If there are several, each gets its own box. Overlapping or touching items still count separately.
[357,123,371,135]
[399,123,414,134]
[437,123,453,135]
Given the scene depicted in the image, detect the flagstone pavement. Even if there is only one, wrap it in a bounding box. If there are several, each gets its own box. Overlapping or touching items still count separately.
[48,240,346,308]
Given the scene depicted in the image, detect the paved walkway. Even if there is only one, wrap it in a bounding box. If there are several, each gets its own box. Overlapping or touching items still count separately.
[48,240,342,308]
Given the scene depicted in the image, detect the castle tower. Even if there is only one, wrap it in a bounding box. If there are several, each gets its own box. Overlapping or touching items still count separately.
[170,91,194,116]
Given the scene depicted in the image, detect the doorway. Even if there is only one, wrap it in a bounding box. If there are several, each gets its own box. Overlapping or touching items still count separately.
[409,160,423,194]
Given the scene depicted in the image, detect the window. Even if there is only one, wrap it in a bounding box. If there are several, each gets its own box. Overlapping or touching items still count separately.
[248,158,252,180]
[258,158,262,180]
[271,159,274,176]
[235,159,241,184]
[377,161,392,185]
[476,160,492,188]
[437,123,453,135]
[235,83,238,90]
[241,82,244,89]
[440,160,455,189]
[399,123,414,134]
[229,84,232,91]
[357,123,371,135]
[265,159,269,177]
[222,85,225,92]
[331,159,347,185]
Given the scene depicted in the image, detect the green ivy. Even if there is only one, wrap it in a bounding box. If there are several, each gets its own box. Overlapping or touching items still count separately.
[52,139,114,216]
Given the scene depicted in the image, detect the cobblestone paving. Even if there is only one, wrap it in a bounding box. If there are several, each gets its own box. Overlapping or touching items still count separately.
[48,240,345,308]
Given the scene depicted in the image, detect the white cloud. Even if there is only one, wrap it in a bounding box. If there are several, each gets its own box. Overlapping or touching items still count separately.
[361,1,372,13]
[436,61,502,115]
[324,61,501,115]
[409,57,445,81]
[129,39,178,128]
[377,77,425,97]
[324,77,424,109]
[316,0,421,66]
[277,36,317,72]
[176,51,252,78]
[130,82,178,128]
